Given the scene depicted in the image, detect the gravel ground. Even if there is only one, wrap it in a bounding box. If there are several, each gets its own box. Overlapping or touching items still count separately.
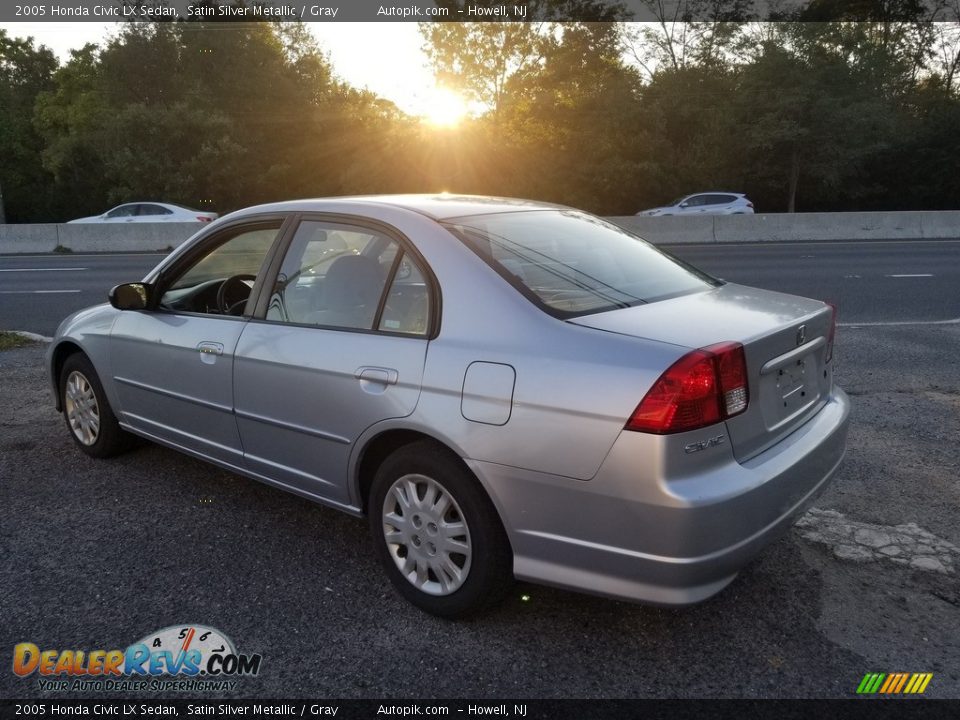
[1,325,957,699]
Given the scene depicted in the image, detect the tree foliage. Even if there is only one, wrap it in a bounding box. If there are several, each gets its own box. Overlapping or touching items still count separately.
[0,30,57,222]
[1,19,959,222]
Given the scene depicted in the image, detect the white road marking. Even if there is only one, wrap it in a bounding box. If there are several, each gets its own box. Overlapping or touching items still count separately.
[0,289,82,294]
[887,273,934,278]
[843,274,861,278]
[0,267,87,272]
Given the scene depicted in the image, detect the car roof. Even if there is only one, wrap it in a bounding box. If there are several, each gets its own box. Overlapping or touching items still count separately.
[682,192,747,198]
[225,194,570,222]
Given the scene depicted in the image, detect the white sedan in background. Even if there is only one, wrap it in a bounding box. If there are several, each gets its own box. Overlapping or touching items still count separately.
[68,202,218,224]
[638,193,755,216]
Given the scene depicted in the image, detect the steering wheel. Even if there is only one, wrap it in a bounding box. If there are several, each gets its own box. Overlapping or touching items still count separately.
[216,274,256,315]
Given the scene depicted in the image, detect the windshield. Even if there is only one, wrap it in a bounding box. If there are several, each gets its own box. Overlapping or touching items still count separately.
[445,210,719,317]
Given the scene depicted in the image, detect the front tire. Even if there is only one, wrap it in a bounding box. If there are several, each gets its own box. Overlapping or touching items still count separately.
[369,441,513,618]
[60,353,133,458]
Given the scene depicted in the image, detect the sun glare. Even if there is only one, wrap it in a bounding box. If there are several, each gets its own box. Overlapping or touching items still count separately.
[422,88,468,128]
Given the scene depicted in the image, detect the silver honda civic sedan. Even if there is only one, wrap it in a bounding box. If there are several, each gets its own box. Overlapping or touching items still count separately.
[47,195,850,617]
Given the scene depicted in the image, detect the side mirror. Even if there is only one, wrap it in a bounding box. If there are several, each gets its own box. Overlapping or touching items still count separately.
[679,202,689,208]
[109,282,152,311]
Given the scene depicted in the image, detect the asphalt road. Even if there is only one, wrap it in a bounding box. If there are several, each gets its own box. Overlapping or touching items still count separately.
[0,253,167,337]
[1,240,958,700]
[1,240,959,336]
[1,323,957,700]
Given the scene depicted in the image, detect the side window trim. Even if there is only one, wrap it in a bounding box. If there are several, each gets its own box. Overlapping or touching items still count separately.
[371,248,405,333]
[252,212,441,339]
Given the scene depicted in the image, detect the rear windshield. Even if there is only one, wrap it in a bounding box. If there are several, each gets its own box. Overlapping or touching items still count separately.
[444,210,719,317]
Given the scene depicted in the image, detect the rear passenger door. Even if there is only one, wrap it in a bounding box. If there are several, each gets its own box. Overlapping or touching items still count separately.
[232,217,435,506]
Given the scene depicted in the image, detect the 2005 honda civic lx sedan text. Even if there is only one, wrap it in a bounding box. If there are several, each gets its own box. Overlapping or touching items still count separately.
[47,195,850,618]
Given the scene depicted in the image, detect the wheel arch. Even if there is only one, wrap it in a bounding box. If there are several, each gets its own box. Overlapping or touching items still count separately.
[354,428,451,514]
[351,424,500,519]
[50,340,85,411]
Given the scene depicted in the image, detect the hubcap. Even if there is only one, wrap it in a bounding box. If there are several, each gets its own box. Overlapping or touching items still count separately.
[64,371,100,446]
[381,474,472,596]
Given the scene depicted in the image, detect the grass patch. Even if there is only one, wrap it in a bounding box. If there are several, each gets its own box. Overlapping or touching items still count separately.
[0,332,36,351]
[53,245,73,253]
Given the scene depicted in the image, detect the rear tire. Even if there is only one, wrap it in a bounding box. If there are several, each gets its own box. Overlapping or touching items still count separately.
[60,353,134,458]
[369,441,514,618]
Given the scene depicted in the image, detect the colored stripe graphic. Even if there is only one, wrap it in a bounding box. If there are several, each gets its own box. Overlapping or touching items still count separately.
[857,672,932,695]
[893,673,910,693]
[879,674,897,693]
[857,673,886,694]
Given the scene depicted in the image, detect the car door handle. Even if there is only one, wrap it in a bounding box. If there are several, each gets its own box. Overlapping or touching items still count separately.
[198,341,223,355]
[355,367,398,385]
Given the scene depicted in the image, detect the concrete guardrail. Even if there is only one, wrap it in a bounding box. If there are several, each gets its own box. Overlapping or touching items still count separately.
[607,211,960,244]
[0,222,204,254]
[1,212,958,254]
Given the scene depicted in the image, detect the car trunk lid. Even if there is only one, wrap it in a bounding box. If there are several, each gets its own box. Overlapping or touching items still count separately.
[568,283,834,461]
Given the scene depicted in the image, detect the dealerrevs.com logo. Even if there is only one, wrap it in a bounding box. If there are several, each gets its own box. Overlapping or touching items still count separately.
[12,624,262,692]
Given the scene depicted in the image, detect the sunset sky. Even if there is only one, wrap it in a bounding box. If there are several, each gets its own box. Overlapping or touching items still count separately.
[0,22,439,115]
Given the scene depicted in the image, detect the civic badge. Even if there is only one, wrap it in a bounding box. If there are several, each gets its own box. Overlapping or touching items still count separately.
[796,324,806,346]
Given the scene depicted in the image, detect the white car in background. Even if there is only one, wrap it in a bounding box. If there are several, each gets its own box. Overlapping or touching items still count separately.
[68,202,218,224]
[638,193,755,216]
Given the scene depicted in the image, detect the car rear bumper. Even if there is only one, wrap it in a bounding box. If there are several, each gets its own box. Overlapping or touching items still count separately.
[469,387,850,605]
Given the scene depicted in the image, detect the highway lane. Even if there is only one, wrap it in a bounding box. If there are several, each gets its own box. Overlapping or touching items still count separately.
[667,240,960,326]
[2,242,959,699]
[0,253,166,336]
[1,240,958,335]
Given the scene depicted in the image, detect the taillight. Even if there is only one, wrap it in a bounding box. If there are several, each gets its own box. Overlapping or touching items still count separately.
[746,202,754,208]
[197,215,212,223]
[626,342,749,434]
[825,303,837,363]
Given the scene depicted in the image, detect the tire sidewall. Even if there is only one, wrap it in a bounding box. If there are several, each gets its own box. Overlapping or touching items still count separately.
[369,442,512,618]
[60,354,127,458]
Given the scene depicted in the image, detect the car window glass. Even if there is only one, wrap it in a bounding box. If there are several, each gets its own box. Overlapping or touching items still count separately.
[447,210,717,317]
[139,204,173,216]
[685,196,708,207]
[706,195,734,204]
[265,220,399,331]
[158,225,281,314]
[378,253,431,335]
[105,205,136,218]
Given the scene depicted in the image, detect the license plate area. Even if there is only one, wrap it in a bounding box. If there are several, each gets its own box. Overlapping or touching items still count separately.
[759,351,822,431]
[777,359,809,410]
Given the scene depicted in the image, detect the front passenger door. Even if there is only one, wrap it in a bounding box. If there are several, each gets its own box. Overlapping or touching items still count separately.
[110,221,284,466]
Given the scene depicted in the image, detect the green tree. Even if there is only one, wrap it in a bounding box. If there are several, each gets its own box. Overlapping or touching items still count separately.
[0,30,57,222]
[420,19,544,119]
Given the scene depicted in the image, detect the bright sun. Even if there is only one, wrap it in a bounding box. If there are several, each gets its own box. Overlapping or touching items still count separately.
[422,88,468,128]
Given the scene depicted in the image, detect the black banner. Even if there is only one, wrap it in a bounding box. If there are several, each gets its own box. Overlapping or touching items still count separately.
[1,700,959,720]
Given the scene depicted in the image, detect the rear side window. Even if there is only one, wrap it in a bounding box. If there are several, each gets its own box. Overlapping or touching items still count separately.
[264,219,431,336]
[105,205,137,218]
[707,194,738,204]
[139,204,173,216]
[445,210,718,317]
